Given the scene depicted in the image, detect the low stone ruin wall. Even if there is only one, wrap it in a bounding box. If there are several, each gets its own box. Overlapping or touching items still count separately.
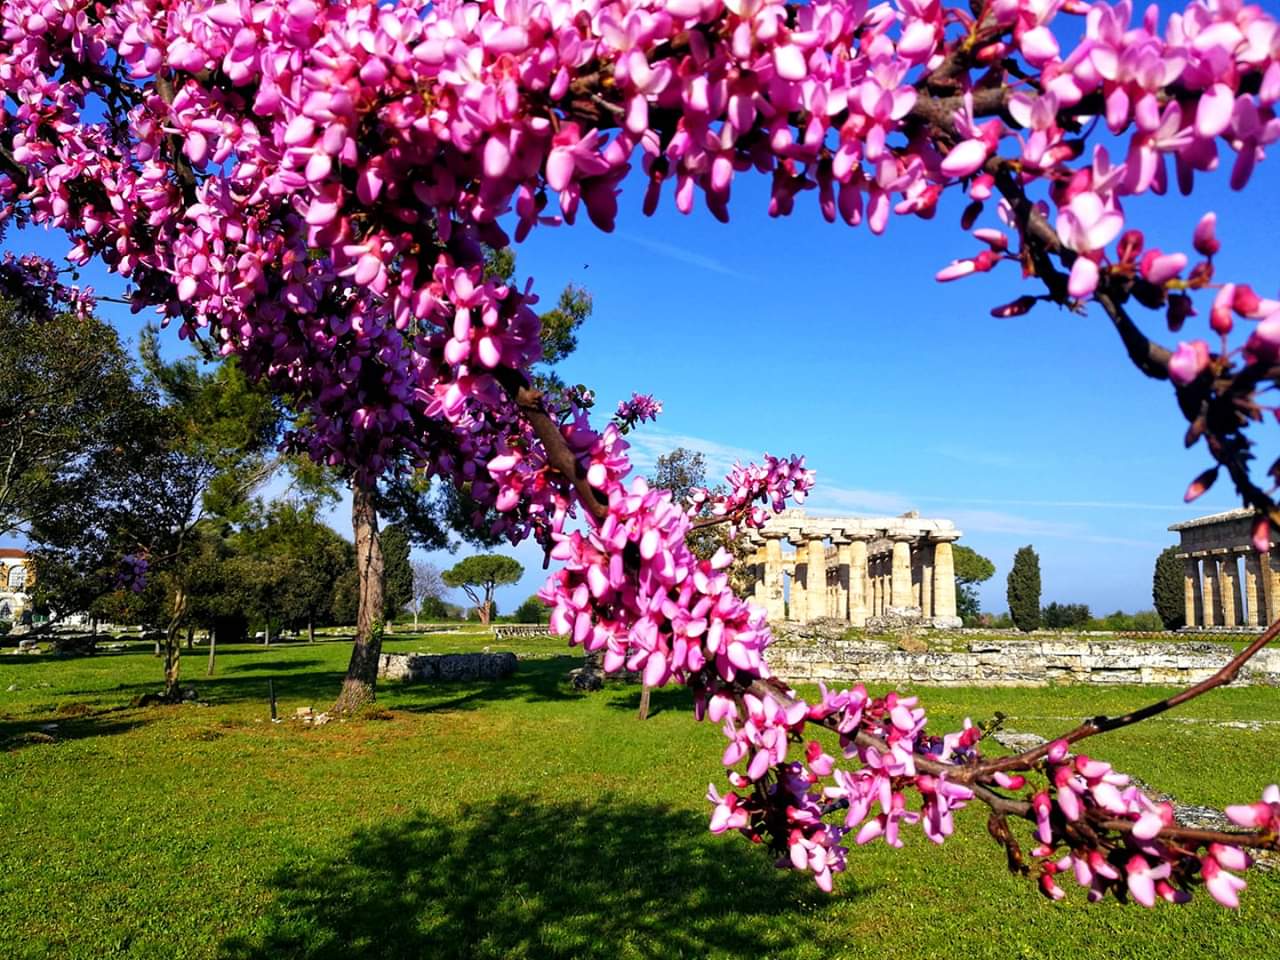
[378,651,518,682]
[492,624,551,639]
[767,635,1280,688]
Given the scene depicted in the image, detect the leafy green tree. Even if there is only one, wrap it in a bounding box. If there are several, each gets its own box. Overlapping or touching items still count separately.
[514,594,549,623]
[1042,602,1093,629]
[952,545,995,622]
[381,525,413,624]
[1152,545,1186,630]
[441,554,524,625]
[31,330,280,699]
[333,251,592,711]
[1006,546,1042,633]
[0,281,139,538]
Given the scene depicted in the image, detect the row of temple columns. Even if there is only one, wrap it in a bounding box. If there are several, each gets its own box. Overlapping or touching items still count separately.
[749,529,959,626]
[1181,549,1280,628]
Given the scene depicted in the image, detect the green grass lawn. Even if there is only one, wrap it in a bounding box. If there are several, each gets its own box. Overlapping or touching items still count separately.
[1,634,1278,960]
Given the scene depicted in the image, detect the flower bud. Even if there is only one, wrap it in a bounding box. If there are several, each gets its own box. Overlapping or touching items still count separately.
[1117,229,1144,263]
[1184,466,1219,503]
[1211,284,1236,335]
[1193,211,1220,257]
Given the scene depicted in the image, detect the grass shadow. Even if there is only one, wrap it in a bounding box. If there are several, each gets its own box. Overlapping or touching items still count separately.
[227,658,325,673]
[603,682,695,719]
[0,705,148,751]
[383,657,586,715]
[220,795,866,960]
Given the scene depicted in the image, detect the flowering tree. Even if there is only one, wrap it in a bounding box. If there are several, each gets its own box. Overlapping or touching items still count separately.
[4,0,1280,908]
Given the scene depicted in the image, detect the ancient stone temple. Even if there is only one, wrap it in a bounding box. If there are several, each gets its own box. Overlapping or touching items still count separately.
[743,510,962,629]
[1169,509,1280,629]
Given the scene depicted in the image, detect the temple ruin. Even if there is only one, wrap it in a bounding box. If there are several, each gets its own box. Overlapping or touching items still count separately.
[1170,508,1280,629]
[744,510,962,628]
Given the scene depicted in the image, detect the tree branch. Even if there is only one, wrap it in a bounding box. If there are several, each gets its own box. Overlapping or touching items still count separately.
[972,616,1280,778]
[493,367,609,523]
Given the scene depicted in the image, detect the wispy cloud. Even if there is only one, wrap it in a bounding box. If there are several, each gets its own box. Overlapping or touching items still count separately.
[915,494,1230,513]
[931,444,1023,470]
[805,487,916,516]
[807,484,1166,547]
[618,233,749,279]
[625,428,759,479]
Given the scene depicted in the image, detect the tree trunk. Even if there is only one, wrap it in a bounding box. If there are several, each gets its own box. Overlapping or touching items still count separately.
[308,617,315,644]
[334,482,384,714]
[162,588,186,701]
[185,624,194,651]
[264,622,271,646]
[414,608,419,631]
[206,624,217,676]
[479,591,493,626]
[638,683,652,721]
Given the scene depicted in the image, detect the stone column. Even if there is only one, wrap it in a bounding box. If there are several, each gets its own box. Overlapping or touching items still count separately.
[919,541,935,618]
[931,537,960,626]
[790,537,808,622]
[1266,552,1280,624]
[807,535,828,620]
[833,537,851,622]
[763,533,785,623]
[1202,556,1221,627]
[1182,556,1204,628]
[891,539,913,608]
[1219,552,1242,627]
[847,537,868,627]
[1244,551,1265,627]
[870,555,880,616]
[751,545,766,605]
[911,548,924,608]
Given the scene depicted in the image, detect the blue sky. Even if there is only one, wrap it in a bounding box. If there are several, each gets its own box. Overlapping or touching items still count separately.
[7,108,1280,618]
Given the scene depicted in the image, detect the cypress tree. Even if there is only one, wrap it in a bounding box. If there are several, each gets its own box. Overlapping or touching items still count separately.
[1152,545,1186,630]
[1007,545,1042,633]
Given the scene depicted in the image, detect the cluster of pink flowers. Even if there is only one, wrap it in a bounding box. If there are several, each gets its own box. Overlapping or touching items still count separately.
[1025,738,1264,908]
[706,681,978,890]
[613,392,664,431]
[690,454,815,529]
[0,253,95,318]
[3,0,1279,905]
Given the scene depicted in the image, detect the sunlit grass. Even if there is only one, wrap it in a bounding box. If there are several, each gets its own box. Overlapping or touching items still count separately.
[1,637,1277,959]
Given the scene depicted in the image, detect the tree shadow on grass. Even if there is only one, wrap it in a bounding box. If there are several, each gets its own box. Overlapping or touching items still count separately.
[602,682,695,719]
[55,657,588,716]
[384,657,584,715]
[221,795,867,960]
[226,658,325,673]
[0,705,147,751]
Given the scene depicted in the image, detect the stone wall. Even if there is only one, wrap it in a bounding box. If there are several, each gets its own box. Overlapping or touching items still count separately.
[378,651,518,682]
[767,631,1280,687]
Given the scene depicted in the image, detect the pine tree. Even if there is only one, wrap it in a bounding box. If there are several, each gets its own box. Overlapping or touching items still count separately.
[1007,546,1042,633]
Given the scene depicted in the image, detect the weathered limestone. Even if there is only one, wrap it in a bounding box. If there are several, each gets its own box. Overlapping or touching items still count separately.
[1244,551,1265,627]
[1219,552,1241,627]
[768,626,1280,687]
[932,537,959,627]
[1184,557,1204,628]
[764,532,786,623]
[807,535,828,620]
[833,538,851,622]
[755,510,962,628]
[890,538,913,608]
[848,537,868,628]
[379,651,518,682]
[1171,509,1280,630]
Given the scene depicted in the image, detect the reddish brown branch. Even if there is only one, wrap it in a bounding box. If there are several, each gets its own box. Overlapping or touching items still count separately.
[974,617,1280,779]
[493,367,609,523]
